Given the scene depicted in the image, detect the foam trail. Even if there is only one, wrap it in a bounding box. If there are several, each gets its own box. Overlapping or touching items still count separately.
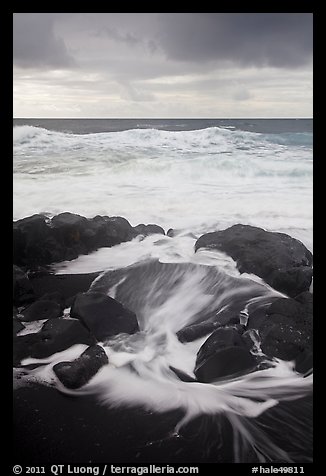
[13,125,313,251]
[15,260,312,462]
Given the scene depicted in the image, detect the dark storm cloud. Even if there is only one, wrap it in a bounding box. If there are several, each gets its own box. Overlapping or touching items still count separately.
[13,13,313,72]
[156,13,313,67]
[13,13,75,68]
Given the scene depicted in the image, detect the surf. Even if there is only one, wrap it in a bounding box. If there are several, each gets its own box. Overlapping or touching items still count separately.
[18,259,313,462]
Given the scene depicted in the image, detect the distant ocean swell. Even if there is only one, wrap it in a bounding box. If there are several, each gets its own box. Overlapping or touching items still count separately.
[13,124,313,252]
[13,120,313,462]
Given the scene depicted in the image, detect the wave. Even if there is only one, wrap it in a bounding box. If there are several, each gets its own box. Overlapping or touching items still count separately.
[13,124,312,154]
[13,124,313,251]
[17,260,312,462]
[13,125,312,179]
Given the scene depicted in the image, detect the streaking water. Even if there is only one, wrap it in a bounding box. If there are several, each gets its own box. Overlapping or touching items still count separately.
[18,259,312,462]
[13,119,313,462]
[13,119,313,251]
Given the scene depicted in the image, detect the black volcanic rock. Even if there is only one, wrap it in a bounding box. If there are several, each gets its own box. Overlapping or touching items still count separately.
[53,345,108,389]
[169,366,197,382]
[13,214,64,267]
[195,347,256,383]
[38,292,65,311]
[13,319,25,335]
[70,292,139,341]
[256,293,313,366]
[260,323,309,361]
[51,212,89,257]
[195,224,313,297]
[13,213,139,269]
[13,319,95,366]
[95,216,137,246]
[195,327,256,382]
[177,322,218,343]
[51,212,88,231]
[19,300,62,322]
[269,266,313,298]
[13,265,35,305]
[134,224,165,236]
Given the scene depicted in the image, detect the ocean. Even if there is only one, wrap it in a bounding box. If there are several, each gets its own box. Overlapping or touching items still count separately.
[13,118,313,253]
[13,118,313,463]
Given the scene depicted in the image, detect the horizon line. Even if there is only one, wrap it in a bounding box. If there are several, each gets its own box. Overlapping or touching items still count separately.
[13,116,313,120]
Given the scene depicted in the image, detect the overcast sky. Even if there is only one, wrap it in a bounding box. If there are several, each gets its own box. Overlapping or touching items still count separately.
[13,13,313,118]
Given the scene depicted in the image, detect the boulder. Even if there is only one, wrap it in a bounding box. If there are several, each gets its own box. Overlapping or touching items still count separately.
[13,214,64,267]
[51,212,90,258]
[53,345,108,389]
[51,212,88,232]
[195,224,313,297]
[169,366,197,382]
[294,349,313,375]
[195,347,256,383]
[269,266,313,298]
[70,292,139,341]
[134,224,165,236]
[260,323,310,361]
[13,318,95,366]
[195,327,256,382]
[13,213,139,269]
[257,293,313,366]
[13,265,35,305]
[103,216,137,245]
[177,322,218,343]
[13,319,25,335]
[38,292,65,311]
[19,300,62,322]
[247,307,269,330]
[266,298,302,318]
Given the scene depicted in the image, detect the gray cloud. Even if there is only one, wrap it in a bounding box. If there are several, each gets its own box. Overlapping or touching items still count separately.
[13,13,75,68]
[94,25,142,45]
[13,13,313,72]
[13,13,313,117]
[157,13,313,67]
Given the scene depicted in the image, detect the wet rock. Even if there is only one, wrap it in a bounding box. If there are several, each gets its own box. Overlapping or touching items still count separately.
[195,347,256,383]
[51,212,88,232]
[13,265,35,306]
[19,300,62,322]
[13,319,95,366]
[104,216,137,245]
[51,212,89,257]
[169,366,197,382]
[177,322,218,343]
[134,224,165,236]
[195,224,313,297]
[294,349,313,375]
[269,267,313,298]
[53,345,108,389]
[38,292,65,311]
[13,213,139,269]
[267,294,312,335]
[258,293,313,365]
[260,323,309,361]
[13,214,64,267]
[13,319,25,335]
[195,327,256,382]
[266,298,302,318]
[71,292,139,341]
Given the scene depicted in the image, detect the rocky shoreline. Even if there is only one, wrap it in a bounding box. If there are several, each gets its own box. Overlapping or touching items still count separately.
[13,212,313,462]
[13,212,313,385]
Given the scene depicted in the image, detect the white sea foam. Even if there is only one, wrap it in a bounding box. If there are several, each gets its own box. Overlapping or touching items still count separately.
[13,124,313,462]
[13,125,313,251]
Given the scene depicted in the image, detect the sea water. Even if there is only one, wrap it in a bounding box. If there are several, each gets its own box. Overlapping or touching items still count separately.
[13,118,313,462]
